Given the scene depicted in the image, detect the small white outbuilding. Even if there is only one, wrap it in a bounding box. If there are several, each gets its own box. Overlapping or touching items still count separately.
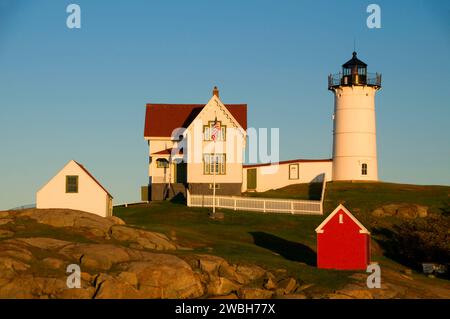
[36,160,113,217]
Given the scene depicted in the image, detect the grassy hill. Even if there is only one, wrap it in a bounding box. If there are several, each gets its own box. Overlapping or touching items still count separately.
[114,181,450,296]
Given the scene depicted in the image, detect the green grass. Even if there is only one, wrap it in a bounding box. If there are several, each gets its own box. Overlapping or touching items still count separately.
[115,201,355,292]
[113,181,450,293]
[243,183,323,200]
[324,182,449,215]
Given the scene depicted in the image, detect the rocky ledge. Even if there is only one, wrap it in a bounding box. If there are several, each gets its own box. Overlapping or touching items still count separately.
[0,209,302,299]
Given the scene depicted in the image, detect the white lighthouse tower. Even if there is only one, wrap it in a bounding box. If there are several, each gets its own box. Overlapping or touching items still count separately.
[328,52,382,181]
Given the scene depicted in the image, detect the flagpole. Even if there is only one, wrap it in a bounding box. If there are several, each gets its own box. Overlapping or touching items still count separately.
[213,142,216,214]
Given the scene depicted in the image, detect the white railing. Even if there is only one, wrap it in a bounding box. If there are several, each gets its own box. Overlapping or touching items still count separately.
[187,181,326,215]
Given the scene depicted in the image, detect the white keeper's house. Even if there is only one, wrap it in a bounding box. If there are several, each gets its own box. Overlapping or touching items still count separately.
[143,51,381,201]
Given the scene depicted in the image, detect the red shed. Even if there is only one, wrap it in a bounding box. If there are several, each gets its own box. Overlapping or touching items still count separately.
[315,204,370,270]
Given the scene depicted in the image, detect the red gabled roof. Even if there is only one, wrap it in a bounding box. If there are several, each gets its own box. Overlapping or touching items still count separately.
[315,204,370,234]
[74,161,113,198]
[243,158,332,168]
[144,103,247,138]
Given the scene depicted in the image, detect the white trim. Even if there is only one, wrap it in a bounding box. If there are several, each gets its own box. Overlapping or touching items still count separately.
[315,204,370,234]
[185,96,246,138]
[145,136,174,141]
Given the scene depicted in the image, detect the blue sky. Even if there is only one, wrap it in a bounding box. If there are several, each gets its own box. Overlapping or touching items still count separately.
[0,0,449,209]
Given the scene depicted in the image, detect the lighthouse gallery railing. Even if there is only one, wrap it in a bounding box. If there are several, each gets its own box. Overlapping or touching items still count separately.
[328,72,382,88]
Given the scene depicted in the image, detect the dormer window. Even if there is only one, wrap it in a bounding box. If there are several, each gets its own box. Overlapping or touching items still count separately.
[204,120,226,141]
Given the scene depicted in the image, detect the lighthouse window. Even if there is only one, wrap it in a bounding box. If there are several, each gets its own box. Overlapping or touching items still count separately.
[361,163,368,175]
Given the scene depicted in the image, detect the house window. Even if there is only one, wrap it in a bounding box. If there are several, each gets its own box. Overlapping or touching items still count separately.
[204,121,226,141]
[156,158,169,168]
[289,164,299,180]
[339,214,344,224]
[203,154,226,175]
[66,176,78,193]
[361,163,368,175]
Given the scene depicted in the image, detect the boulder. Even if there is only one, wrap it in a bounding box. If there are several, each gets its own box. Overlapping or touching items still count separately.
[276,277,298,295]
[397,205,419,219]
[371,208,386,217]
[0,275,73,299]
[110,225,177,250]
[382,204,399,216]
[371,204,429,219]
[416,205,428,218]
[235,264,266,283]
[263,275,277,290]
[238,288,273,299]
[16,237,71,250]
[124,255,204,298]
[42,257,65,270]
[0,243,34,262]
[0,275,35,298]
[207,276,240,296]
[56,287,96,299]
[117,271,138,288]
[17,209,116,237]
[81,272,94,283]
[196,254,228,275]
[218,263,239,281]
[32,277,68,296]
[59,244,131,270]
[94,274,142,299]
[106,216,126,225]
[0,256,30,272]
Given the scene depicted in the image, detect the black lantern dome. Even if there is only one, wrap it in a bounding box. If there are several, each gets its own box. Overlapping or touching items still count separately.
[328,51,381,90]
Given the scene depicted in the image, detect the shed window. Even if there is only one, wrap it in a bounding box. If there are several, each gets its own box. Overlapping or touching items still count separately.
[361,163,368,176]
[66,176,78,193]
[156,158,169,168]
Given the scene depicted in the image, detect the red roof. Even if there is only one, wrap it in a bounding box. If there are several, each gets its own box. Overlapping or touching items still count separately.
[151,148,184,155]
[74,161,113,198]
[144,103,247,138]
[243,158,332,168]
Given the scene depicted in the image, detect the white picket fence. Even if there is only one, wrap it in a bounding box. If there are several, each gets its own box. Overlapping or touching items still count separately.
[187,181,326,215]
